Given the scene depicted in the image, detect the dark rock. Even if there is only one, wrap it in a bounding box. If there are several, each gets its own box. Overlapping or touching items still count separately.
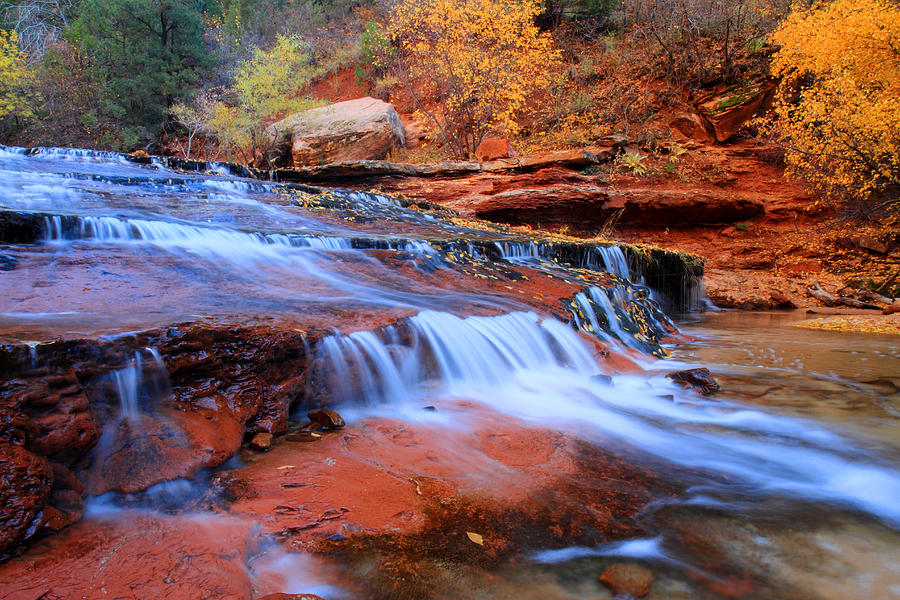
[667,368,721,395]
[598,562,653,598]
[591,374,613,385]
[308,408,345,429]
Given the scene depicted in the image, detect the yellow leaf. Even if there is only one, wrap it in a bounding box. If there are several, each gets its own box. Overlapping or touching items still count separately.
[466,531,484,545]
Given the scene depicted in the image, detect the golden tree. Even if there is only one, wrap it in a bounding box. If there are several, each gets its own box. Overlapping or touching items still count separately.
[768,0,900,217]
[386,0,561,158]
[0,30,32,122]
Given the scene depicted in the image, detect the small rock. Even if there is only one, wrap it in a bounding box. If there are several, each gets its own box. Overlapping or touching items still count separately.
[249,433,273,451]
[857,235,889,255]
[884,301,900,315]
[768,288,795,308]
[423,405,437,411]
[667,368,721,395]
[307,409,345,429]
[599,563,653,598]
[591,373,613,385]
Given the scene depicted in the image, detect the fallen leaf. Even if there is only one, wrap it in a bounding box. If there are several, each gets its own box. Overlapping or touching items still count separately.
[466,531,484,545]
[276,465,295,470]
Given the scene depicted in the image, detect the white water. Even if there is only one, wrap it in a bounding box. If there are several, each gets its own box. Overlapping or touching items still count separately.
[110,347,170,420]
[317,310,900,527]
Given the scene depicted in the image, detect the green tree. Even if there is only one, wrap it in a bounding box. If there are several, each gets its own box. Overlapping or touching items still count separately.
[67,0,211,147]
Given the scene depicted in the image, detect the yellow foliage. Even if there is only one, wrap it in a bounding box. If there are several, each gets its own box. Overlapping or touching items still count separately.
[0,30,33,121]
[768,0,900,215]
[795,316,900,336]
[386,0,561,158]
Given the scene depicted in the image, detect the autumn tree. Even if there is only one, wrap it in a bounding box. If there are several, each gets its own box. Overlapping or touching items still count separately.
[385,0,561,158]
[0,29,32,129]
[767,0,900,218]
[175,35,322,166]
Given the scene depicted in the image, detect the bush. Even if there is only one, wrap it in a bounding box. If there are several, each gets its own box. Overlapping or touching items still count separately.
[767,0,900,219]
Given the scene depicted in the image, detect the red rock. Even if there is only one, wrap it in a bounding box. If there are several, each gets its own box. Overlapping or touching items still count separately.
[0,513,257,599]
[857,235,889,254]
[669,111,715,143]
[769,288,795,308]
[599,562,654,597]
[84,407,243,495]
[476,137,516,161]
[250,432,274,451]
[884,302,900,315]
[307,408,345,429]
[697,79,777,142]
[0,442,52,559]
[781,260,823,275]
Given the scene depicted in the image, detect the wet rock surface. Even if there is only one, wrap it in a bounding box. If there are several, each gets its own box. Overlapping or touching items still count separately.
[0,146,699,561]
[667,368,721,395]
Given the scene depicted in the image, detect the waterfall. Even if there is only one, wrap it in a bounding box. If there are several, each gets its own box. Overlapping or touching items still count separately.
[310,311,599,406]
[109,347,170,420]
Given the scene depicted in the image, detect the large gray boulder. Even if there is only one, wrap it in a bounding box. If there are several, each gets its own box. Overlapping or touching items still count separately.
[268,97,406,166]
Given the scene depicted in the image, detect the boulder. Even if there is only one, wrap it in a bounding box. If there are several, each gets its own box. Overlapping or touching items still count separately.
[269,97,406,167]
[669,111,716,143]
[697,80,777,142]
[476,137,517,161]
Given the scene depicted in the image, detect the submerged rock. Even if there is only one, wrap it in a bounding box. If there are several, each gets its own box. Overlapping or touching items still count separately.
[599,562,654,597]
[308,409,345,429]
[667,367,721,395]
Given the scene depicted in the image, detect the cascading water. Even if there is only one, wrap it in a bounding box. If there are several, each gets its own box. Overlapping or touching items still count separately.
[109,347,170,420]
[1,145,897,600]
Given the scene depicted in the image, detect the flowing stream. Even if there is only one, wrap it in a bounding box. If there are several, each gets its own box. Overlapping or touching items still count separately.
[0,147,898,599]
